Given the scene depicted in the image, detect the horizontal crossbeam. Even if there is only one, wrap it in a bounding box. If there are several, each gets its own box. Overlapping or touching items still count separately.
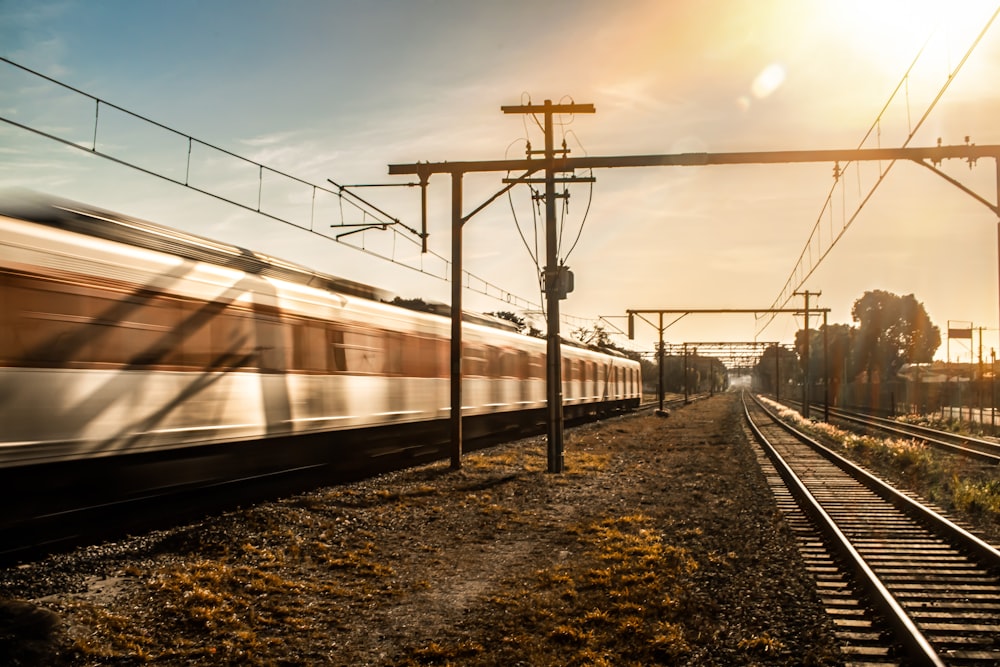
[389,144,1000,176]
[626,308,830,315]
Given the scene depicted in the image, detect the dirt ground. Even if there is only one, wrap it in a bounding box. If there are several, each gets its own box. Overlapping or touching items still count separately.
[0,392,844,665]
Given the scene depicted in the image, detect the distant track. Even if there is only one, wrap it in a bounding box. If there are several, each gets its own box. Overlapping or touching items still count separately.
[638,392,708,413]
[743,392,1000,665]
[825,405,1000,465]
[785,399,1000,465]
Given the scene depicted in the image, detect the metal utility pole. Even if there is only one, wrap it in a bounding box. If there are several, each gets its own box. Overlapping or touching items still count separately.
[683,343,690,403]
[449,172,463,468]
[775,344,781,403]
[794,290,820,419]
[390,100,593,474]
[657,313,665,412]
[628,310,671,413]
[501,100,595,473]
[823,310,829,422]
[627,308,829,418]
[391,115,994,469]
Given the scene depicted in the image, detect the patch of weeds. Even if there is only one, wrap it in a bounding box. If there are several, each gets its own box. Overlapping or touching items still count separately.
[650,621,689,660]
[319,541,395,577]
[397,513,700,665]
[951,477,1000,516]
[564,449,612,473]
[549,624,593,645]
[706,550,737,565]
[398,640,485,664]
[59,558,330,663]
[738,632,787,656]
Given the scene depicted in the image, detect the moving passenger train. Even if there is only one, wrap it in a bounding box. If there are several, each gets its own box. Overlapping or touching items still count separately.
[0,195,640,530]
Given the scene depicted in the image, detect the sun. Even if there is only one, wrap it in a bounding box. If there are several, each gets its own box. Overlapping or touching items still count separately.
[822,0,999,76]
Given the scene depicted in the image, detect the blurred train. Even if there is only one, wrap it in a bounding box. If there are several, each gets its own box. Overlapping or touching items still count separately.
[0,195,640,533]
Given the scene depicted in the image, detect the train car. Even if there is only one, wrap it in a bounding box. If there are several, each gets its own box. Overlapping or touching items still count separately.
[0,195,639,532]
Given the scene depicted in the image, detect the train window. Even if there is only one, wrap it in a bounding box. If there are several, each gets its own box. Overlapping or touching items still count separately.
[338,328,385,374]
[0,274,11,361]
[513,349,529,379]
[528,352,544,379]
[325,325,346,372]
[433,337,449,378]
[500,348,528,378]
[210,305,256,370]
[4,276,113,366]
[498,347,518,378]
[401,334,443,378]
[179,299,213,370]
[77,289,124,366]
[116,293,184,367]
[463,342,488,377]
[289,319,319,372]
[247,309,288,372]
[3,277,74,365]
[385,332,404,375]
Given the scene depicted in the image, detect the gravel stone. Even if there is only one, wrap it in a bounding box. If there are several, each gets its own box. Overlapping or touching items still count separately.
[0,393,844,665]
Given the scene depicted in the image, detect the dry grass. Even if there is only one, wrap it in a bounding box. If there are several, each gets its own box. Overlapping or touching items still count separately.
[2,395,843,666]
[387,514,699,666]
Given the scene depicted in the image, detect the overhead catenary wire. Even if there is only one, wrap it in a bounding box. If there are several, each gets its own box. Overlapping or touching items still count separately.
[1,56,598,319]
[756,4,1000,337]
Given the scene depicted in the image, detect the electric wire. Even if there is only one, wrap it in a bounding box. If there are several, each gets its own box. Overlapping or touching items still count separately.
[506,138,541,267]
[757,3,1000,337]
[559,128,593,262]
[0,56,561,316]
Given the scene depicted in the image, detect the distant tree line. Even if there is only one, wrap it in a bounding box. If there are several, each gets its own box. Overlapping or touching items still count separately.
[753,289,941,398]
[646,350,728,394]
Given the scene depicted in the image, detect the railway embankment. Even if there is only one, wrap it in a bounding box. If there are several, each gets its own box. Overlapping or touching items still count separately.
[1,393,844,666]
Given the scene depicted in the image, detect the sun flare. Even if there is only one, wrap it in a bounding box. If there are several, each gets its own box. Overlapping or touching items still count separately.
[823,0,998,76]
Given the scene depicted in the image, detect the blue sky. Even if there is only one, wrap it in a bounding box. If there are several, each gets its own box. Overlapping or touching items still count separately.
[3,0,1000,359]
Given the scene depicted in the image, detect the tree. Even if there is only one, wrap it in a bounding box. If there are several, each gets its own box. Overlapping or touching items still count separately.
[486,311,543,338]
[571,324,613,347]
[389,296,437,313]
[488,311,525,329]
[851,290,940,382]
[821,323,856,406]
[753,344,799,395]
[793,327,820,379]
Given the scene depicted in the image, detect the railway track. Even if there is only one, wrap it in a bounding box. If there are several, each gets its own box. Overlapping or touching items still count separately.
[822,404,1000,465]
[780,398,1000,465]
[743,392,1000,666]
[638,392,704,413]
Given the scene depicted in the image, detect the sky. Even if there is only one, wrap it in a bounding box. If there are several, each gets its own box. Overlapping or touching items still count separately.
[2,0,1000,362]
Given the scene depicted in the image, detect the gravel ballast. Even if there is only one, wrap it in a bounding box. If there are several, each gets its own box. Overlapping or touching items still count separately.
[0,392,844,665]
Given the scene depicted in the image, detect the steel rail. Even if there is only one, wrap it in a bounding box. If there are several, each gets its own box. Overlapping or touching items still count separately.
[754,395,1000,567]
[823,405,1000,465]
[742,392,946,666]
[781,397,1000,465]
